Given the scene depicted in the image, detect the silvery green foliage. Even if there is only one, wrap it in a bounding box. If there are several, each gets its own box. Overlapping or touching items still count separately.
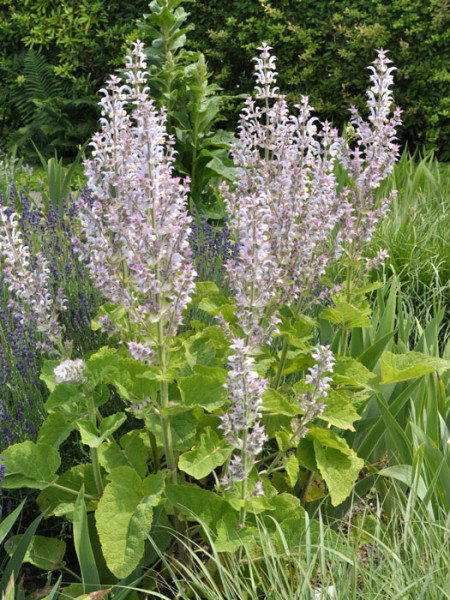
[75,41,197,349]
[0,208,65,353]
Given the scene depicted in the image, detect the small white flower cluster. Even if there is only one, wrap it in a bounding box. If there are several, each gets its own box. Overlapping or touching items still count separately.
[54,359,87,384]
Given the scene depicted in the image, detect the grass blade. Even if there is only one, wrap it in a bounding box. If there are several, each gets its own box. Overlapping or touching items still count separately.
[73,486,101,591]
[0,500,26,546]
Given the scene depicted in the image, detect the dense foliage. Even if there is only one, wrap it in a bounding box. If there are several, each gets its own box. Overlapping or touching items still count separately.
[188,0,450,158]
[0,0,448,159]
[0,38,449,597]
[0,3,449,597]
[0,0,147,156]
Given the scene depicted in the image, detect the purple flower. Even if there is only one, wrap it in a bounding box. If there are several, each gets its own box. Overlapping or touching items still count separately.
[0,209,65,353]
[75,41,197,354]
[336,49,402,265]
[219,337,268,488]
[295,345,336,436]
[221,44,345,351]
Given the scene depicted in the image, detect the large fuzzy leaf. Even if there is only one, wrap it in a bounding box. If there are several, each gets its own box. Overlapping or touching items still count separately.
[95,467,164,579]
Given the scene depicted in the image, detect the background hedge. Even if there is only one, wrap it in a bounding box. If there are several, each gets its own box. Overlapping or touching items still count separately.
[0,0,448,158]
[188,0,449,159]
[0,0,147,156]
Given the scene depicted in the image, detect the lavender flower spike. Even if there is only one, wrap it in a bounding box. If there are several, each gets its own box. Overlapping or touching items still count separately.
[0,208,65,353]
[337,48,402,265]
[295,345,336,436]
[74,41,196,351]
[219,337,268,490]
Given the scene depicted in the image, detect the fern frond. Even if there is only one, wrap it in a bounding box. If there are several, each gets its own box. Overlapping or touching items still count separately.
[14,50,66,123]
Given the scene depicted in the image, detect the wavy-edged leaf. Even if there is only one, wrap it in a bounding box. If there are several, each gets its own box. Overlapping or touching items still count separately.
[178,428,231,479]
[380,351,450,384]
[0,442,60,490]
[5,535,65,571]
[96,468,164,579]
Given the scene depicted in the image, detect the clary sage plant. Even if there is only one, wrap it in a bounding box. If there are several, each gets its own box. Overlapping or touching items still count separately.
[1,41,405,581]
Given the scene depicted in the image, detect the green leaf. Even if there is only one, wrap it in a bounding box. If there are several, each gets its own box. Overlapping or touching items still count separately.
[281,351,313,376]
[0,500,26,546]
[380,351,450,384]
[374,393,413,465]
[165,484,235,531]
[39,360,60,392]
[44,383,87,415]
[313,441,364,506]
[320,389,361,431]
[283,455,299,488]
[76,420,101,448]
[99,412,127,438]
[184,336,216,369]
[95,468,164,579]
[357,378,421,460]
[111,358,159,401]
[77,413,126,449]
[86,346,120,385]
[178,372,228,410]
[145,411,197,452]
[358,331,395,371]
[379,465,428,500]
[307,427,355,454]
[37,413,74,448]
[98,442,129,473]
[121,430,152,478]
[296,437,318,471]
[178,428,232,479]
[37,464,98,517]
[5,535,65,571]
[319,301,372,328]
[266,493,303,523]
[333,356,380,390]
[198,295,236,324]
[96,430,153,478]
[262,388,298,416]
[0,442,60,490]
[214,513,255,552]
[350,282,384,296]
[1,511,44,591]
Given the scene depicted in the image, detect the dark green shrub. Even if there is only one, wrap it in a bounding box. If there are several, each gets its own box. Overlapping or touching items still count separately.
[188,0,450,158]
[0,0,148,157]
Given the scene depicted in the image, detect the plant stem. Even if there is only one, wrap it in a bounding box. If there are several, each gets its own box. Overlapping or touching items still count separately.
[51,483,96,500]
[272,338,289,389]
[300,470,314,506]
[157,323,177,485]
[340,264,354,355]
[86,393,103,497]
[148,430,160,471]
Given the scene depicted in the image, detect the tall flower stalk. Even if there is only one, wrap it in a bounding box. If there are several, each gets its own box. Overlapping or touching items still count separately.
[218,45,401,502]
[74,41,197,485]
[337,49,402,275]
[0,208,66,355]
